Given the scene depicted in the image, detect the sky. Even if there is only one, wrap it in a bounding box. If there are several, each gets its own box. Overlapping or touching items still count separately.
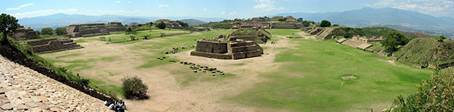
[1,0,454,19]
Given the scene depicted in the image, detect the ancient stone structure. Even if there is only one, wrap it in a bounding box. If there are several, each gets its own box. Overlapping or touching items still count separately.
[229,28,272,44]
[27,38,82,53]
[11,26,39,40]
[271,23,304,29]
[0,56,109,112]
[155,19,184,29]
[338,35,383,50]
[232,22,271,29]
[191,36,263,60]
[66,22,126,37]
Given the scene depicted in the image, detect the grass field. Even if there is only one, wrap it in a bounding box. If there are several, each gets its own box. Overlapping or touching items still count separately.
[39,29,433,112]
[229,38,432,112]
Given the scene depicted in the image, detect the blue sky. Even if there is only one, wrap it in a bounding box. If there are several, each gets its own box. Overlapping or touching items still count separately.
[1,0,454,19]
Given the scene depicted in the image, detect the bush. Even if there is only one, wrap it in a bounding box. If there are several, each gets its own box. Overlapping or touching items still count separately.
[156,22,166,29]
[41,27,54,35]
[320,20,332,27]
[122,77,148,99]
[55,27,67,35]
[381,32,409,53]
[387,70,454,112]
[437,36,447,42]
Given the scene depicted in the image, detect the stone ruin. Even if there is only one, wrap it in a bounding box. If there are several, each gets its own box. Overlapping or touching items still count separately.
[27,38,82,53]
[155,19,184,29]
[11,26,39,40]
[191,35,263,60]
[338,35,384,50]
[229,28,272,44]
[66,22,126,37]
[232,22,271,29]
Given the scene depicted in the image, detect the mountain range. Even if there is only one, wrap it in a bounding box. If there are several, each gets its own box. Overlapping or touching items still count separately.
[17,8,454,38]
[18,14,221,29]
[278,8,454,38]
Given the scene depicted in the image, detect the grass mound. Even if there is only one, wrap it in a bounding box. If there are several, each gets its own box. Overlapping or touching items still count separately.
[393,38,454,68]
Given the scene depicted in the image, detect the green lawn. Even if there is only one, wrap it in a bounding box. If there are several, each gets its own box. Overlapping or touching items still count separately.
[230,39,432,112]
[133,29,233,68]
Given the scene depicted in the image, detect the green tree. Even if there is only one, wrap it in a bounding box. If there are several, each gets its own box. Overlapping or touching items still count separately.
[147,22,153,26]
[302,20,314,27]
[125,27,136,35]
[320,20,332,27]
[55,27,67,35]
[41,27,54,35]
[156,22,166,29]
[437,36,447,42]
[0,13,19,45]
[297,18,303,22]
[122,77,148,99]
[381,32,409,53]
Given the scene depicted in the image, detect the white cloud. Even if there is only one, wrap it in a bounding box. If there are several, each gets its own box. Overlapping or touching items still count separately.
[254,0,284,12]
[158,4,169,8]
[114,1,121,4]
[371,0,454,17]
[6,3,34,11]
[11,8,80,18]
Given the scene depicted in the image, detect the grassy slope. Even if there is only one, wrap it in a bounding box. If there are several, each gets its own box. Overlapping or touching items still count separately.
[394,38,454,68]
[230,35,432,111]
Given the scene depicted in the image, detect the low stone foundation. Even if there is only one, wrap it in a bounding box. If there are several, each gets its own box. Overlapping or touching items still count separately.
[191,38,263,60]
[27,38,82,53]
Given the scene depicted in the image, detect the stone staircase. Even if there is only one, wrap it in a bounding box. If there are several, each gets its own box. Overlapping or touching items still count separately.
[0,56,109,112]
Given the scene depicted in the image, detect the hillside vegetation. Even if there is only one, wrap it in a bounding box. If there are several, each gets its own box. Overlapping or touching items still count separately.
[388,68,454,112]
[393,38,454,68]
[327,27,421,39]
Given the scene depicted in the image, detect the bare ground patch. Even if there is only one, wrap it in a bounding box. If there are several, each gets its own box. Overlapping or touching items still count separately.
[40,35,296,112]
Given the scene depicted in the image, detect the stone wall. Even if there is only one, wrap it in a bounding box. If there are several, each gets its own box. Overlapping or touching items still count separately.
[11,27,39,40]
[0,56,110,112]
[27,39,82,53]
[271,23,303,29]
[191,39,263,60]
[67,22,126,38]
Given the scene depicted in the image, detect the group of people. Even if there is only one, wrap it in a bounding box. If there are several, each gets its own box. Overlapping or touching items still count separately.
[104,100,126,112]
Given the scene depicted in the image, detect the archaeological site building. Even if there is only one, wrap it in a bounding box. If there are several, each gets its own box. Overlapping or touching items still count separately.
[27,38,82,53]
[229,28,272,44]
[66,22,126,37]
[191,35,263,60]
[11,26,39,40]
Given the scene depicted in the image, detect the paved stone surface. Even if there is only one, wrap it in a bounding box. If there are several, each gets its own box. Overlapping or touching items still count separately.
[0,56,110,112]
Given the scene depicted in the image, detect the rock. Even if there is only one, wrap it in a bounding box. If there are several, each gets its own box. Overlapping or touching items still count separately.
[0,88,5,94]
[1,103,13,110]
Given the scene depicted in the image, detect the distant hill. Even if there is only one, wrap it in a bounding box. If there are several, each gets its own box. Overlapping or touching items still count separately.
[19,14,153,29]
[18,14,224,30]
[178,19,207,26]
[278,8,454,38]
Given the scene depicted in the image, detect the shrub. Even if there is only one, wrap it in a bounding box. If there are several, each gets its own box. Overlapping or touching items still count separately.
[156,22,166,29]
[320,20,332,27]
[55,27,67,35]
[122,77,148,99]
[387,70,454,112]
[125,27,136,35]
[302,20,315,27]
[437,36,447,42]
[41,27,54,35]
[381,32,409,53]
